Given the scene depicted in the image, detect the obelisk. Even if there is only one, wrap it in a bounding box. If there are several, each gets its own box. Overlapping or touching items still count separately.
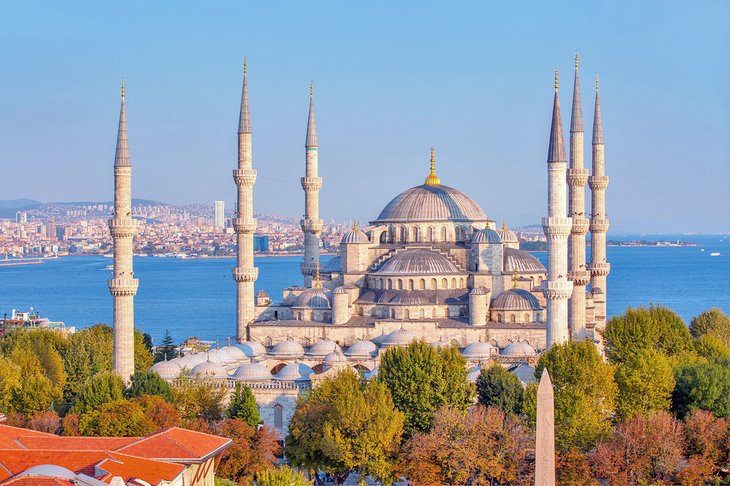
[535,368,555,486]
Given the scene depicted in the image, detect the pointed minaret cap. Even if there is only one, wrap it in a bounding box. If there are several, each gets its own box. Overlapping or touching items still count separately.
[238,58,251,134]
[570,53,583,133]
[592,75,604,144]
[114,79,131,167]
[547,69,566,163]
[424,146,441,186]
[306,81,318,147]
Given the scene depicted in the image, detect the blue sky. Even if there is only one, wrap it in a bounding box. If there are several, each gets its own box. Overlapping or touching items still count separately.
[1,1,728,233]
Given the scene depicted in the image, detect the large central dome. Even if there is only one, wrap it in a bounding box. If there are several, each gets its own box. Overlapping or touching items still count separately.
[372,184,489,224]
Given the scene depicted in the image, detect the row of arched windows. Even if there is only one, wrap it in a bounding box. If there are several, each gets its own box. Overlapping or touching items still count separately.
[370,276,466,290]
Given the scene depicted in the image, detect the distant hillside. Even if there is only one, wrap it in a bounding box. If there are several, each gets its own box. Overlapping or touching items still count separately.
[0,198,167,219]
[0,199,41,209]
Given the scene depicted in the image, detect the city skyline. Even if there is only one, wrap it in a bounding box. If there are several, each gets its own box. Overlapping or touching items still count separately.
[1,1,728,233]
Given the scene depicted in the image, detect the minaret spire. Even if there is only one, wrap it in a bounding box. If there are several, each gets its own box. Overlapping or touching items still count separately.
[301,82,323,286]
[542,68,573,348]
[238,58,251,134]
[108,79,138,381]
[306,81,318,147]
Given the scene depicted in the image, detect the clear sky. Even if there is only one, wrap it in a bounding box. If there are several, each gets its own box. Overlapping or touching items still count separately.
[1,1,728,233]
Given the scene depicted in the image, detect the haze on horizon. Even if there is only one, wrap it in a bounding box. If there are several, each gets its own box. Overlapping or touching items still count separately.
[1,1,728,234]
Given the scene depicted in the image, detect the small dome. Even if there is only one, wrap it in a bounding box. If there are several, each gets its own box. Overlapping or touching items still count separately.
[472,228,501,244]
[293,287,332,310]
[501,341,537,357]
[322,255,342,273]
[381,329,418,348]
[207,348,231,364]
[275,363,314,381]
[149,358,183,380]
[323,350,348,371]
[223,345,247,362]
[178,352,207,369]
[19,464,76,479]
[344,339,378,358]
[497,226,518,243]
[231,362,272,382]
[189,359,229,380]
[470,286,489,296]
[462,341,496,360]
[333,286,347,294]
[341,228,369,244]
[269,339,306,359]
[238,341,267,358]
[503,247,545,273]
[491,288,542,311]
[305,339,342,357]
[376,249,460,276]
[372,184,489,224]
[431,338,454,349]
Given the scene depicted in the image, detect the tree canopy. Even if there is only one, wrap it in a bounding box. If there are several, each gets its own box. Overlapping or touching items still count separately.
[673,357,730,419]
[127,371,174,402]
[475,364,524,415]
[70,371,126,415]
[614,348,675,419]
[228,383,261,427]
[690,308,730,347]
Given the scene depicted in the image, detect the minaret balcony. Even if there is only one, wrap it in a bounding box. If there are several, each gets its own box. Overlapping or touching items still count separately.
[300,262,318,276]
[588,262,611,277]
[233,267,259,282]
[108,219,137,238]
[590,218,610,233]
[541,279,573,300]
[567,168,589,186]
[570,218,590,234]
[541,217,572,238]
[233,218,258,233]
[588,175,609,190]
[233,169,257,186]
[300,218,324,234]
[108,277,139,296]
[568,270,591,286]
[301,177,323,192]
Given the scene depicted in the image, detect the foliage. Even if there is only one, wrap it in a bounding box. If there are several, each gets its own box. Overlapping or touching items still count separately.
[690,308,730,347]
[401,405,533,486]
[254,466,312,485]
[286,369,405,485]
[172,376,227,423]
[133,328,154,372]
[78,398,156,437]
[603,305,692,365]
[127,371,174,402]
[0,356,21,412]
[531,341,617,452]
[678,410,730,484]
[217,419,280,483]
[673,357,730,418]
[26,411,61,433]
[228,383,261,427]
[476,364,524,415]
[61,413,80,436]
[134,394,181,430]
[557,448,596,486]
[693,334,730,361]
[154,329,178,362]
[377,341,473,434]
[614,348,675,418]
[70,371,126,415]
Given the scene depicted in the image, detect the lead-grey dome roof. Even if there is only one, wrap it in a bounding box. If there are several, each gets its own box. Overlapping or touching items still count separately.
[472,228,501,244]
[372,184,489,224]
[293,287,331,309]
[376,249,460,276]
[491,288,542,311]
[503,248,546,273]
[345,339,378,358]
[341,228,369,244]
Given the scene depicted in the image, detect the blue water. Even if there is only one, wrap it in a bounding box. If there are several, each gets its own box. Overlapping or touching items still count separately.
[1,235,728,345]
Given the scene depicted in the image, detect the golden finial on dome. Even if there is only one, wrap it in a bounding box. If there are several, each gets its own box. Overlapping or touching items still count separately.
[121,79,125,99]
[513,268,519,288]
[353,220,358,231]
[424,146,441,186]
[502,219,508,231]
[313,263,322,288]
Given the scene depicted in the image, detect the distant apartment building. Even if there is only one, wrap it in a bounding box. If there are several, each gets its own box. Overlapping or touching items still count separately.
[253,234,269,252]
[214,200,225,228]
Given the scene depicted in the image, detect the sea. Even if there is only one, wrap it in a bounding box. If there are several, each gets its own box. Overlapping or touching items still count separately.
[1,234,728,345]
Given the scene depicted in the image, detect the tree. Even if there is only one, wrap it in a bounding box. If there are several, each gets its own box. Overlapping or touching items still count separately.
[127,371,174,402]
[673,358,730,418]
[693,334,730,361]
[378,341,473,434]
[677,410,729,484]
[254,466,312,486]
[0,356,21,412]
[228,383,261,427]
[134,329,154,372]
[690,308,730,347]
[217,419,280,483]
[592,411,684,485]
[134,394,181,430]
[286,369,405,485]
[70,371,126,415]
[172,376,227,423]
[604,305,692,365]
[154,329,177,362]
[26,411,61,434]
[476,364,524,414]
[614,348,675,419]
[557,448,596,486]
[78,399,156,437]
[530,341,617,452]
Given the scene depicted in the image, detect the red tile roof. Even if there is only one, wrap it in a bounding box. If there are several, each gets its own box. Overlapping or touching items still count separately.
[0,425,54,450]
[0,450,104,478]
[97,452,184,484]
[1,478,74,485]
[16,436,138,451]
[117,427,232,462]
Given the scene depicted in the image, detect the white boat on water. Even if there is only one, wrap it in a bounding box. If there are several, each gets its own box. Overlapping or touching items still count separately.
[710,252,720,257]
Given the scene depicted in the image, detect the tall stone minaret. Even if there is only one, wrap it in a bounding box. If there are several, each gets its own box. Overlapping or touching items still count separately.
[589,76,610,330]
[300,82,323,287]
[108,80,138,380]
[567,54,590,339]
[542,70,573,348]
[233,60,258,342]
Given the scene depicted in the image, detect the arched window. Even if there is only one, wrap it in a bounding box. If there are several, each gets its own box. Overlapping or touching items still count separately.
[390,308,396,319]
[431,278,438,290]
[401,226,407,242]
[404,309,410,320]
[265,336,273,347]
[397,279,403,290]
[420,278,426,290]
[441,226,447,241]
[510,314,516,323]
[442,278,448,288]
[420,309,426,318]
[497,313,503,323]
[408,279,414,290]
[451,278,457,287]
[274,404,283,428]
[387,279,392,290]
[459,277,464,287]
[427,227,433,241]
[525,313,530,322]
[380,231,387,244]
[414,227,421,242]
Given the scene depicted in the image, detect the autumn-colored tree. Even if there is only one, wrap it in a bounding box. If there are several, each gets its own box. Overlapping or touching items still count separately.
[693,334,730,361]
[557,448,596,486]
[127,370,174,402]
[217,419,280,483]
[254,466,312,485]
[614,348,675,418]
[172,376,227,423]
[228,383,261,427]
[690,308,730,347]
[26,411,61,433]
[70,371,126,415]
[78,399,156,437]
[134,394,181,430]
[675,409,729,484]
[592,411,684,485]
[476,364,524,414]
[0,356,21,412]
[61,413,80,436]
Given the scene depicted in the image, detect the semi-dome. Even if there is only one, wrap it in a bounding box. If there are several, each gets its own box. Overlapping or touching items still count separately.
[238,341,267,358]
[470,286,489,296]
[189,359,229,379]
[305,339,342,357]
[503,248,546,273]
[501,341,537,357]
[149,358,183,380]
[376,249,460,276]
[344,339,378,358]
[275,363,314,382]
[293,287,331,309]
[491,288,542,311]
[322,256,342,273]
[341,227,369,244]
[462,341,496,360]
[472,228,501,244]
[381,329,418,348]
[372,184,489,224]
[231,362,272,382]
[269,339,305,359]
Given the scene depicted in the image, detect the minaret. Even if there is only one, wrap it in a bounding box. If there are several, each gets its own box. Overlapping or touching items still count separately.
[542,70,573,348]
[108,80,138,380]
[567,54,590,339]
[232,60,258,342]
[589,75,610,330]
[300,82,323,287]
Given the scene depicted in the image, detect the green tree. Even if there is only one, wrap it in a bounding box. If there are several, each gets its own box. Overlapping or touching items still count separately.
[255,466,312,486]
[692,334,730,361]
[614,348,675,418]
[673,358,730,418]
[127,371,174,402]
[10,374,56,415]
[154,329,177,363]
[228,383,261,427]
[604,305,692,365]
[134,329,154,372]
[690,308,730,347]
[475,364,524,415]
[286,369,404,485]
[531,341,617,452]
[0,357,21,412]
[378,340,473,434]
[172,376,227,423]
[78,399,156,436]
[71,371,126,415]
